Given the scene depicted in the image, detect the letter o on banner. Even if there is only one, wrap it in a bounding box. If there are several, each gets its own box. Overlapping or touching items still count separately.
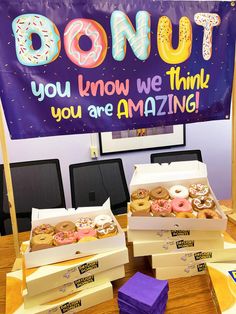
[64,19,108,68]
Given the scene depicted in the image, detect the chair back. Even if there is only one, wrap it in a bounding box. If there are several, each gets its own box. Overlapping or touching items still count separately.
[150,150,203,164]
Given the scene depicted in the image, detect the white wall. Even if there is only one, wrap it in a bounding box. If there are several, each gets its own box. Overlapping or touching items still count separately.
[0,114,232,207]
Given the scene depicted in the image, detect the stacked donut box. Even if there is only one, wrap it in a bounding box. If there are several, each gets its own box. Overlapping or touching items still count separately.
[127,161,230,280]
[5,200,129,313]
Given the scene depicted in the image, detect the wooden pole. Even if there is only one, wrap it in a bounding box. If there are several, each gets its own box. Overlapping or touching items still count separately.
[0,100,20,257]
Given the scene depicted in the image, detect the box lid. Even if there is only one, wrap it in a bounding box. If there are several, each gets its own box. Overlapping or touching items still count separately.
[130,161,207,188]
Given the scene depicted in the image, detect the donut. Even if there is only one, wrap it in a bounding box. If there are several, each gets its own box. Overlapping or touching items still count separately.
[153,212,175,218]
[194,13,221,61]
[169,185,189,199]
[130,199,151,216]
[192,196,215,211]
[75,217,95,230]
[55,221,76,233]
[131,188,149,201]
[77,228,97,240]
[64,19,107,68]
[53,231,78,246]
[31,234,53,251]
[12,14,61,66]
[96,222,118,239]
[111,11,151,61]
[150,187,169,200]
[171,198,192,213]
[189,183,209,198]
[94,215,113,228]
[151,199,172,215]
[79,236,98,242]
[197,209,221,220]
[176,212,195,218]
[157,16,192,64]
[32,224,55,236]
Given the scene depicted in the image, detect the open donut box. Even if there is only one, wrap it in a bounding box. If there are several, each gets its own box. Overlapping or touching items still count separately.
[24,199,126,268]
[128,161,227,231]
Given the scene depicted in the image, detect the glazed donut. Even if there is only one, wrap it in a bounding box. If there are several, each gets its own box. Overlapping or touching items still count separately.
[151,199,172,215]
[157,16,192,64]
[130,199,151,215]
[79,236,98,242]
[53,231,78,246]
[75,217,95,230]
[197,209,221,220]
[169,185,189,199]
[111,11,151,61]
[55,221,76,233]
[131,188,149,201]
[189,184,209,198]
[32,224,55,236]
[150,186,169,200]
[94,215,113,228]
[192,196,215,211]
[64,19,107,68]
[194,13,221,61]
[31,234,53,251]
[171,198,192,213]
[12,14,61,66]
[96,222,118,239]
[153,212,175,218]
[176,212,195,218]
[77,228,97,240]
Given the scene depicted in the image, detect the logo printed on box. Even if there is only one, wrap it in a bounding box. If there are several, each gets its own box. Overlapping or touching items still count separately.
[74,275,95,288]
[197,263,206,272]
[60,300,81,313]
[78,261,99,274]
[171,230,191,237]
[228,270,236,283]
[176,240,194,249]
[194,251,212,261]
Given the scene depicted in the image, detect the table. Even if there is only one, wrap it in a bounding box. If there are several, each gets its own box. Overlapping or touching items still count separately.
[0,200,236,314]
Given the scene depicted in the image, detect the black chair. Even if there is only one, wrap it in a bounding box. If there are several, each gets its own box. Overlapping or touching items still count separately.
[69,159,129,215]
[150,150,203,164]
[0,159,65,235]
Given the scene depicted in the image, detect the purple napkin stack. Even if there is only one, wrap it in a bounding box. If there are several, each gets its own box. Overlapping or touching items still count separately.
[118,272,168,314]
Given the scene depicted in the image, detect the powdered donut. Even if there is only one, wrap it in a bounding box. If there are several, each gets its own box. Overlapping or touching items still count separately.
[189,183,209,198]
[64,19,107,68]
[96,222,118,239]
[172,198,192,213]
[130,199,151,215]
[176,212,195,218]
[197,209,221,220]
[77,228,97,240]
[53,231,78,246]
[55,221,76,233]
[151,199,172,215]
[169,185,189,199]
[94,215,113,228]
[75,217,95,230]
[150,186,169,200]
[32,224,55,236]
[131,188,149,201]
[31,234,53,251]
[192,196,215,211]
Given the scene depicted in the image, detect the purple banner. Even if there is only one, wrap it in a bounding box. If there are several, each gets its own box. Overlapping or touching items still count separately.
[0,0,235,139]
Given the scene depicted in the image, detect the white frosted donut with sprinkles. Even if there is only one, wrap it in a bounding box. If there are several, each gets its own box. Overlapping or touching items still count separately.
[12,14,61,66]
[64,19,107,68]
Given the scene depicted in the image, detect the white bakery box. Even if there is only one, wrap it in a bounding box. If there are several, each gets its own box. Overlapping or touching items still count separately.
[128,161,227,231]
[24,199,126,268]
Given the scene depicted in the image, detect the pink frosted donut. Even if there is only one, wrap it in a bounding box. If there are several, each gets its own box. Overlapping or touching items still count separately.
[53,231,78,246]
[171,198,192,213]
[151,199,172,215]
[77,228,97,240]
[64,19,107,68]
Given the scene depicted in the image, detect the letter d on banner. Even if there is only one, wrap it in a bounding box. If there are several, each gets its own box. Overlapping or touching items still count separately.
[12,14,61,66]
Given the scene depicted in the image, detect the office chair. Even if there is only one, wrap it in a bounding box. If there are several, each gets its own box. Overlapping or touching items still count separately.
[69,158,129,215]
[0,159,65,235]
[150,150,203,164]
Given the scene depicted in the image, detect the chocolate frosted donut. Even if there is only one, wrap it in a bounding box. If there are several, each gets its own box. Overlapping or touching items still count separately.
[31,234,53,251]
[131,188,149,201]
[55,221,76,233]
[192,196,215,211]
[150,186,169,200]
